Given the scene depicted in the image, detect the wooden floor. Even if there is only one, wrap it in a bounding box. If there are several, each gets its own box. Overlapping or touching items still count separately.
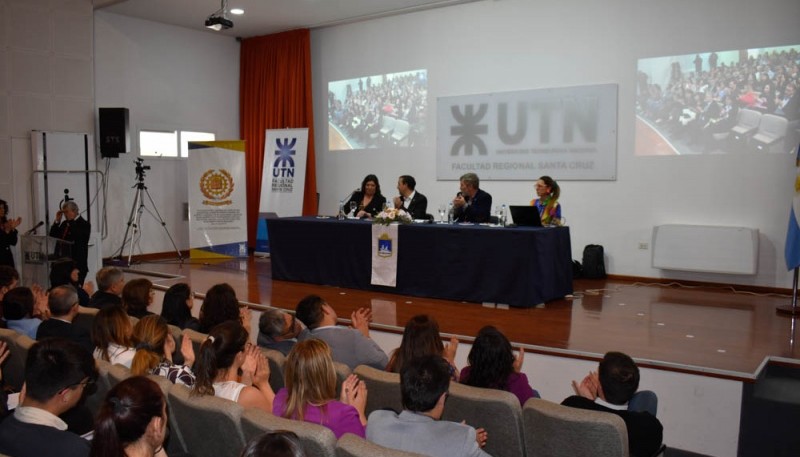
[125,256,800,381]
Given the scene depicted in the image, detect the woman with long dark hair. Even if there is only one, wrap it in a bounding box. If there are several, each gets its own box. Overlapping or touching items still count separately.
[123,278,155,319]
[198,283,243,333]
[91,376,168,457]
[343,174,386,219]
[459,325,539,405]
[385,314,458,379]
[191,321,274,412]
[160,283,199,330]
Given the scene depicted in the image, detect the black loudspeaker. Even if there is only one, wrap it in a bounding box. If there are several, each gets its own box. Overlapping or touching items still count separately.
[98,107,130,158]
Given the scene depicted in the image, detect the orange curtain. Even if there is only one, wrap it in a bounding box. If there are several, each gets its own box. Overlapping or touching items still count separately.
[240,29,318,247]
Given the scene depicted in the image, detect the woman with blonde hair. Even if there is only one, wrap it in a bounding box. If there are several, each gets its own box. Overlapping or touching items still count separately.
[191,321,274,412]
[131,315,196,387]
[273,338,367,438]
[92,305,135,367]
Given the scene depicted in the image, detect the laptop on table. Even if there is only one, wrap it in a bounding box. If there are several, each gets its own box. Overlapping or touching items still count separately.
[508,205,542,227]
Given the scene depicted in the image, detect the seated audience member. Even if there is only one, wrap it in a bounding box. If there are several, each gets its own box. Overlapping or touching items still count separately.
[37,285,93,353]
[198,283,247,333]
[344,174,387,219]
[274,339,367,439]
[91,376,169,457]
[393,175,428,220]
[256,308,307,355]
[160,283,200,330]
[531,175,562,226]
[0,338,97,457]
[459,326,539,405]
[240,431,307,457]
[452,172,492,223]
[92,305,135,368]
[50,258,92,308]
[123,278,155,319]
[386,315,458,379]
[0,265,19,302]
[367,355,490,457]
[192,321,274,412]
[131,315,195,387]
[295,295,388,370]
[562,351,663,457]
[2,287,42,339]
[89,267,124,310]
[0,341,9,420]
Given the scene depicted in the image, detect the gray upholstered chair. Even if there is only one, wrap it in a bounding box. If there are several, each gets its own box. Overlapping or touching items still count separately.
[353,364,402,415]
[241,407,337,457]
[73,306,99,337]
[752,113,789,153]
[107,363,132,386]
[334,360,352,397]
[441,381,524,457]
[335,433,427,457]
[522,398,628,457]
[168,383,246,457]
[730,108,762,142]
[84,358,113,417]
[183,327,209,358]
[167,324,185,365]
[145,374,187,455]
[259,347,286,392]
[0,329,34,391]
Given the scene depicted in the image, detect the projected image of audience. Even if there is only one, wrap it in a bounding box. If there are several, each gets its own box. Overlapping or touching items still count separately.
[635,45,800,156]
[328,70,427,150]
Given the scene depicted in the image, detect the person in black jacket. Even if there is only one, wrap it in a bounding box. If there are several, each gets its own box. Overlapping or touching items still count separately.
[393,175,428,220]
[344,174,387,219]
[561,352,663,457]
[49,201,90,285]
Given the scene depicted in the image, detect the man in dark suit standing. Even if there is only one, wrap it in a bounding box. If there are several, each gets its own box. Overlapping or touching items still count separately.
[36,285,93,353]
[393,175,428,220]
[49,201,90,285]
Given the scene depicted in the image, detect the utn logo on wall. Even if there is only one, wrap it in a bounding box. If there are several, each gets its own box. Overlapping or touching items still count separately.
[272,137,297,193]
[436,84,618,180]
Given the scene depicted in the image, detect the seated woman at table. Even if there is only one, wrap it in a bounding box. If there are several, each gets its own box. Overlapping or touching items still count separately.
[459,325,539,406]
[344,174,386,219]
[531,175,562,226]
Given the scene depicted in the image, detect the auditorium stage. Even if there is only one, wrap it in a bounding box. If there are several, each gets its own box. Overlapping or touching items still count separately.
[125,256,800,381]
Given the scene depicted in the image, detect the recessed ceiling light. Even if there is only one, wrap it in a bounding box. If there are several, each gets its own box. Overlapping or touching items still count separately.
[230,8,244,15]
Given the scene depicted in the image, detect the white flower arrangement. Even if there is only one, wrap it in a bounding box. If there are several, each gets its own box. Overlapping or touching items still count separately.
[373,207,413,225]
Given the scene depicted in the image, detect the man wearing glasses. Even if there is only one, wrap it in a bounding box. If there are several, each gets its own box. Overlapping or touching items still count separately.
[0,338,97,457]
[256,308,308,356]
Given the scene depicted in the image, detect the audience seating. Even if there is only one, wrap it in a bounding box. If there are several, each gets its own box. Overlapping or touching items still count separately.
[183,327,209,357]
[391,119,411,146]
[84,358,113,417]
[107,363,132,386]
[168,324,186,365]
[379,116,396,141]
[522,397,628,457]
[751,113,789,153]
[335,433,427,457]
[730,108,762,142]
[0,328,34,391]
[73,306,99,337]
[241,407,337,457]
[442,381,525,457]
[334,361,352,396]
[353,365,402,415]
[168,383,246,457]
[146,374,188,455]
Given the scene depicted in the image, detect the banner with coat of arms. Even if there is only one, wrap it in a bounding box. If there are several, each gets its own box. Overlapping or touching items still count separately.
[371,224,399,287]
[187,141,248,259]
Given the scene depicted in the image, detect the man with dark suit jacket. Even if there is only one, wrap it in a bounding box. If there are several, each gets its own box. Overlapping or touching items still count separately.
[88,266,124,310]
[49,201,90,285]
[393,175,428,220]
[453,172,492,223]
[561,352,663,457]
[36,285,93,353]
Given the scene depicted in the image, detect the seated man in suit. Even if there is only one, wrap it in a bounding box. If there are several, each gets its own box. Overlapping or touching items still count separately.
[562,351,663,457]
[0,338,97,457]
[452,172,492,223]
[367,355,490,457]
[295,294,388,370]
[88,266,124,310]
[36,285,93,353]
[393,175,428,220]
[256,307,308,356]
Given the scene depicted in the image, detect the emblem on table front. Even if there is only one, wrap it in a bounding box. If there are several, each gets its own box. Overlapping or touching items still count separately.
[377,233,393,258]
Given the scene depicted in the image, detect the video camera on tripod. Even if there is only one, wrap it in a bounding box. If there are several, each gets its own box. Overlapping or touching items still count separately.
[134,158,151,181]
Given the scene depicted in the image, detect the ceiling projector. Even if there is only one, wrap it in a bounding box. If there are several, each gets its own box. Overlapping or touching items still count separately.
[205,15,233,31]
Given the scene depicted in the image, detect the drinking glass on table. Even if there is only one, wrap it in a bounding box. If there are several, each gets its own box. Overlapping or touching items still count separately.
[349,201,357,216]
[438,204,446,223]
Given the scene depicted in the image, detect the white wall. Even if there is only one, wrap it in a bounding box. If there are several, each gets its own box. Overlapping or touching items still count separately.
[93,11,240,257]
[311,0,800,289]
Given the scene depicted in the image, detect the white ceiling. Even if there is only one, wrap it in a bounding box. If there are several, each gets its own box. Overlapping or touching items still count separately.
[95,0,482,39]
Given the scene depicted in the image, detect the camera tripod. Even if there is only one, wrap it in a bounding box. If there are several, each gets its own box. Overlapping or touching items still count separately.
[115,160,183,265]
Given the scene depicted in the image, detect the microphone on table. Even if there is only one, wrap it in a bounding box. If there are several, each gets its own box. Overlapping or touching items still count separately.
[25,221,44,235]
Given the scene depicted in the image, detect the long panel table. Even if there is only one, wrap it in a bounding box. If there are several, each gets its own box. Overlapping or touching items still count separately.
[267,217,573,308]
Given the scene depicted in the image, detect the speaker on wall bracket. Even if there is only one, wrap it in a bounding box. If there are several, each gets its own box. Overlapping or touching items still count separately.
[98,107,130,158]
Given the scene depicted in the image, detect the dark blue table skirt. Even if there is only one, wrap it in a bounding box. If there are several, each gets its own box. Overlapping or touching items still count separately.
[267,217,573,308]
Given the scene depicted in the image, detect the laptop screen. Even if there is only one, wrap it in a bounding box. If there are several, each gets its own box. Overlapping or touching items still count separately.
[509,205,542,227]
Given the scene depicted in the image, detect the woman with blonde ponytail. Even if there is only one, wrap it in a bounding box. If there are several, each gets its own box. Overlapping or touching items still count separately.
[131,315,196,387]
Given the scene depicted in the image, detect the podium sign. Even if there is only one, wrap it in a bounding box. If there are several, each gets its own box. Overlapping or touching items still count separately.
[20,235,72,288]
